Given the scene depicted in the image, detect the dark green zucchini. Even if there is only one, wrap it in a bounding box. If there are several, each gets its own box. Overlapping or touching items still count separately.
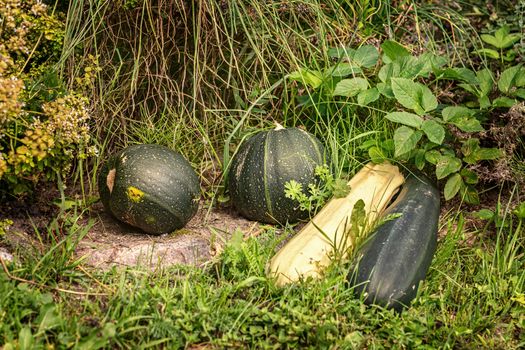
[348,173,440,311]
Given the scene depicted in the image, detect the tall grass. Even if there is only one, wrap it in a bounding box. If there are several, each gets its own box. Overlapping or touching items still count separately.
[57,0,482,193]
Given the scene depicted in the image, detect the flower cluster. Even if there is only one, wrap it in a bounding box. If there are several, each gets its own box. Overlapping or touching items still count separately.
[0,0,94,195]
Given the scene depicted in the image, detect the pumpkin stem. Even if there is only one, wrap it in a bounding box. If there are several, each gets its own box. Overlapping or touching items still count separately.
[274,122,285,130]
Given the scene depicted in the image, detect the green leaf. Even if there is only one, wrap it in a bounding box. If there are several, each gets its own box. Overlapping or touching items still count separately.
[18,328,33,350]
[513,202,525,219]
[368,146,386,163]
[324,63,362,78]
[461,138,480,164]
[440,68,477,84]
[393,126,423,157]
[473,208,495,220]
[357,87,380,106]
[475,147,502,161]
[378,63,400,83]
[477,69,494,96]
[288,68,324,89]
[480,34,500,48]
[333,78,369,97]
[436,155,462,179]
[515,88,525,99]
[381,40,410,63]
[328,47,356,59]
[474,48,500,59]
[480,27,520,49]
[461,184,480,205]
[460,168,478,184]
[354,45,379,68]
[384,111,424,128]
[397,56,426,79]
[498,65,522,93]
[414,149,426,170]
[492,97,517,108]
[515,67,525,87]
[391,78,438,115]
[442,106,475,121]
[452,117,484,132]
[377,82,394,98]
[419,53,448,75]
[479,95,491,109]
[422,119,445,144]
[444,173,463,200]
[425,150,441,164]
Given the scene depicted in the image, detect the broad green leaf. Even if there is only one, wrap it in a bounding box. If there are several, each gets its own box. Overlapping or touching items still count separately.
[18,328,33,350]
[515,88,525,99]
[328,47,356,59]
[324,63,362,78]
[357,87,380,106]
[495,26,521,48]
[368,146,386,163]
[479,95,491,109]
[460,168,478,184]
[435,155,462,179]
[391,78,438,115]
[393,126,422,157]
[425,150,441,164]
[473,208,495,220]
[421,119,445,144]
[378,63,400,83]
[461,184,480,205]
[381,40,410,63]
[444,173,462,200]
[452,117,484,132]
[477,68,494,96]
[333,78,369,97]
[475,147,502,161]
[414,149,426,170]
[419,53,448,75]
[442,106,475,121]
[384,111,424,128]
[377,82,394,98]
[474,48,500,59]
[498,65,522,93]
[440,67,477,84]
[461,138,480,164]
[288,68,323,89]
[354,45,379,68]
[397,56,426,79]
[492,97,516,108]
[515,67,525,87]
[458,83,480,96]
[480,27,520,49]
[480,34,500,48]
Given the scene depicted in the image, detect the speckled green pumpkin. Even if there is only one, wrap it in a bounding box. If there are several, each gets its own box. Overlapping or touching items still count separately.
[228,126,325,224]
[98,144,200,235]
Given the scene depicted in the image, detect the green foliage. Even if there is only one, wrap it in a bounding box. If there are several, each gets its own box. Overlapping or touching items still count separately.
[288,34,525,202]
[0,0,96,197]
[284,164,350,215]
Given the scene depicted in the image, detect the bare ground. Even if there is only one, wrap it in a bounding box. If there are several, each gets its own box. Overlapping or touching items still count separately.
[1,199,263,271]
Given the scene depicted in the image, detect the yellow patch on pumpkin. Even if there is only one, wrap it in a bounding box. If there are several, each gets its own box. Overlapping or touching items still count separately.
[127,186,145,203]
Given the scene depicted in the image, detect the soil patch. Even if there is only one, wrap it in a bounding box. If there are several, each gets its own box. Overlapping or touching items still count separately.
[2,199,263,270]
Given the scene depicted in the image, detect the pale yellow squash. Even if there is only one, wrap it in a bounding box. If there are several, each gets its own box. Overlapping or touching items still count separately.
[268,162,405,286]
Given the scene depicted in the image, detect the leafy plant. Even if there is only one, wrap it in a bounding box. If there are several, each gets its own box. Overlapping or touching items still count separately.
[284,165,350,215]
[476,26,522,62]
[288,38,525,203]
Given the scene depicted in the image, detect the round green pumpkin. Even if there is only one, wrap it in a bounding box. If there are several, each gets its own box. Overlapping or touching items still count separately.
[98,144,200,235]
[228,126,325,224]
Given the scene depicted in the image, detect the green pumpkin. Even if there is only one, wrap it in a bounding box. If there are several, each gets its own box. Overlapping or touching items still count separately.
[228,125,325,224]
[98,144,200,235]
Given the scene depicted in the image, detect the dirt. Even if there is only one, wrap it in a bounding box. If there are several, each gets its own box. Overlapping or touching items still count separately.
[1,197,263,271]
